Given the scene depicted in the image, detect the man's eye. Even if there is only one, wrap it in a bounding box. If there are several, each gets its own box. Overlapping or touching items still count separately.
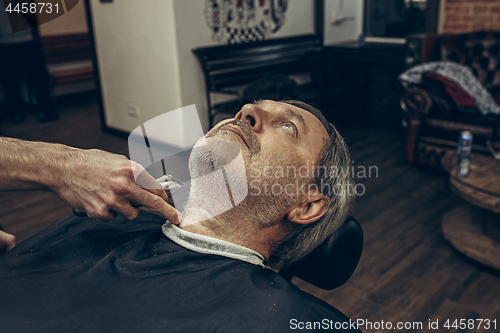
[283,123,296,135]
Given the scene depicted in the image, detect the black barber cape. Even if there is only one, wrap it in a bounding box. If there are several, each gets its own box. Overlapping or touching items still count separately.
[0,211,360,333]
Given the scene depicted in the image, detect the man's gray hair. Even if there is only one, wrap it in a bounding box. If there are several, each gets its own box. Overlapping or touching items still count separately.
[266,100,354,270]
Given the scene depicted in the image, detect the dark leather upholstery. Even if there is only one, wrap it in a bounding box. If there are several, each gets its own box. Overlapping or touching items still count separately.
[279,216,363,290]
[402,31,500,170]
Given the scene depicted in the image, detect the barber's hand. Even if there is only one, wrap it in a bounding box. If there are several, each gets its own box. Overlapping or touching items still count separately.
[54,149,182,224]
[0,230,16,254]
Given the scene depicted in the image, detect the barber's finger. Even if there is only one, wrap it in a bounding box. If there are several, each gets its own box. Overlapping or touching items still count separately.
[131,162,163,191]
[6,234,16,251]
[0,230,16,253]
[114,204,141,220]
[73,204,140,221]
[128,161,174,205]
[146,186,170,203]
[86,206,118,222]
[134,190,182,225]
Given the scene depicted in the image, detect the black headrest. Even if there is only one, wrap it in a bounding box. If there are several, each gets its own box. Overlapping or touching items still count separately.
[278,216,363,290]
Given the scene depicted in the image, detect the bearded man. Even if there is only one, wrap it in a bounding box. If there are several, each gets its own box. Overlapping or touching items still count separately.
[0,100,359,333]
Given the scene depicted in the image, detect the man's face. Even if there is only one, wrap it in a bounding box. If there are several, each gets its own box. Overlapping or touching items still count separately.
[207,100,328,175]
[199,100,329,226]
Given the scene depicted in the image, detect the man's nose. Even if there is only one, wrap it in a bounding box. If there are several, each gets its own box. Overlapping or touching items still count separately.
[235,104,262,132]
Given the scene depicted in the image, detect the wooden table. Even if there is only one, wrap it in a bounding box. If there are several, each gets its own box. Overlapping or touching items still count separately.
[441,154,500,270]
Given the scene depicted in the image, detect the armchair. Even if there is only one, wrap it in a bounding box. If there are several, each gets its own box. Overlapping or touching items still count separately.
[401,31,500,171]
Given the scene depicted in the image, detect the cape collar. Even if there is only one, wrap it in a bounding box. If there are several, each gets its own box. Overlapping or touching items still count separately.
[162,222,265,267]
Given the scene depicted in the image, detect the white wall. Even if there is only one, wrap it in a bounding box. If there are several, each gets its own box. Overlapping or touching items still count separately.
[270,0,315,40]
[323,0,363,45]
[90,0,316,135]
[173,0,315,132]
[89,0,183,134]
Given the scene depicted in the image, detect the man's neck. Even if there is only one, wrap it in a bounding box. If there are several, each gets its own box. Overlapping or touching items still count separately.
[178,180,290,259]
[181,213,287,259]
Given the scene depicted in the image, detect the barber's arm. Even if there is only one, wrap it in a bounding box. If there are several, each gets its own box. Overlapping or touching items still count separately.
[0,137,181,224]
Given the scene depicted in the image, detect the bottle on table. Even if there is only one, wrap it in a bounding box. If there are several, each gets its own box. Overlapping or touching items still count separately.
[456,131,473,177]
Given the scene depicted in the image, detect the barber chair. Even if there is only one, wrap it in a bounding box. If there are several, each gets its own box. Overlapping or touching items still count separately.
[279,216,363,290]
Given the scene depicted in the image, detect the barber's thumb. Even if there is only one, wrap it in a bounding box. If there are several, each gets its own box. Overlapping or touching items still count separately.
[169,208,183,226]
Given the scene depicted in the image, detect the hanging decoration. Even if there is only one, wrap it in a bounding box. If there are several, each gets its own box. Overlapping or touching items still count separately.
[204,0,289,44]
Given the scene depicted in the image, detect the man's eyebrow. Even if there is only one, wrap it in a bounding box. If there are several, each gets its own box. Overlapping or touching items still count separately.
[284,108,306,131]
[253,100,307,132]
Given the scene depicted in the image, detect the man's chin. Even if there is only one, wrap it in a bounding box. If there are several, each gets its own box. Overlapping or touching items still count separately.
[189,141,242,176]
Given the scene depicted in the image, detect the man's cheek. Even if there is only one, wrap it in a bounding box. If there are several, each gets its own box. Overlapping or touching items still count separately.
[249,161,261,178]
[249,180,261,196]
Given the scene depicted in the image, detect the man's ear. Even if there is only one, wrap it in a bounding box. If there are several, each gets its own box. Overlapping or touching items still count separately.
[286,188,328,225]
